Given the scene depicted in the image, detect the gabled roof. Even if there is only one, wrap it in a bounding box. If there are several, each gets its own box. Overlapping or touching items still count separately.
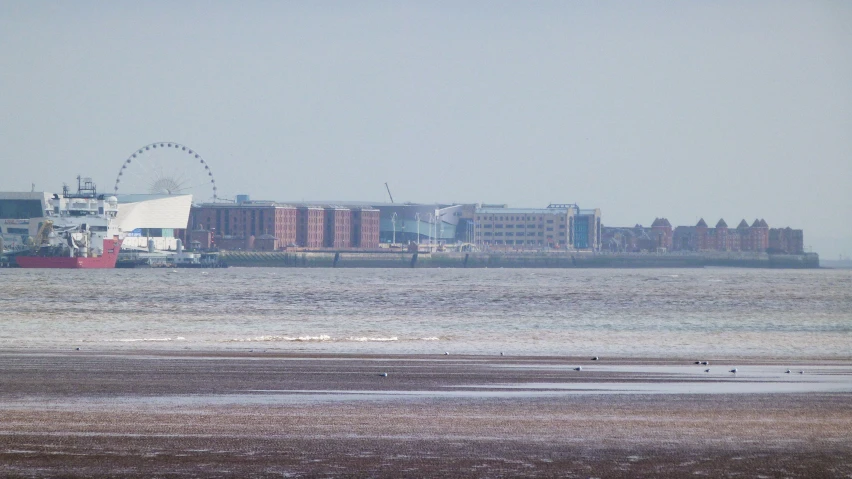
[759,219,768,227]
[737,219,750,229]
[716,219,728,228]
[696,218,708,227]
[751,219,761,227]
[651,218,672,227]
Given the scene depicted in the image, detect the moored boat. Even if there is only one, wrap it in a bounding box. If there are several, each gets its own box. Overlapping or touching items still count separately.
[16,237,122,268]
[15,176,124,269]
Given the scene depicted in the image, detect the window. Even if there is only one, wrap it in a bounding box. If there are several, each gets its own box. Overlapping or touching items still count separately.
[559,224,566,229]
[484,224,492,228]
[495,232,503,236]
[484,232,492,236]
[506,224,514,228]
[495,224,503,228]
[506,232,514,236]
[547,219,554,224]
[547,227,553,231]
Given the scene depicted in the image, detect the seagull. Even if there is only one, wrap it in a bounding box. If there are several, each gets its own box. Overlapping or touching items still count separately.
[701,361,709,365]
[785,370,791,374]
[592,356,599,361]
[500,352,504,356]
[705,369,710,373]
[379,373,388,377]
[444,352,449,355]
[694,361,701,365]
[574,367,582,371]
[799,371,804,374]
[729,368,738,373]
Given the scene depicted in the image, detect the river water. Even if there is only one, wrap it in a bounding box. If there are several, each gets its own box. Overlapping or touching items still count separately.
[1,268,849,358]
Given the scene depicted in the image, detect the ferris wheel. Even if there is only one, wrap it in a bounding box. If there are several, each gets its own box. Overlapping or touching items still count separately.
[113,142,219,202]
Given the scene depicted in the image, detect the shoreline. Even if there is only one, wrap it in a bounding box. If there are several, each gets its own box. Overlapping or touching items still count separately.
[1,350,850,477]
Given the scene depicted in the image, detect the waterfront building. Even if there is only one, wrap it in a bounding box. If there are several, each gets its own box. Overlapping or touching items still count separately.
[324,206,351,248]
[602,218,672,252]
[189,201,298,250]
[189,201,382,251]
[296,206,325,248]
[650,218,673,251]
[769,227,804,254]
[473,204,601,250]
[350,207,380,248]
[672,217,796,253]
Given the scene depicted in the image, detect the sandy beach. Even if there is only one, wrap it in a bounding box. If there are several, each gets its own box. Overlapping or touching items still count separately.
[0,350,850,477]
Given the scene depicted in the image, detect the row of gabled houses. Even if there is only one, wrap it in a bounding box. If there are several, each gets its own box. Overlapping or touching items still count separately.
[601,218,804,254]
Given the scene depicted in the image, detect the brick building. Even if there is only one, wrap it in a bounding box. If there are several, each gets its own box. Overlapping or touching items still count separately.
[297,206,325,248]
[673,217,778,253]
[324,207,351,248]
[769,227,804,254]
[188,203,297,250]
[650,218,673,251]
[351,208,380,248]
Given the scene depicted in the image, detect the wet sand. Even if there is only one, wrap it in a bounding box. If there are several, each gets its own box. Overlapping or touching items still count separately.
[1,350,851,478]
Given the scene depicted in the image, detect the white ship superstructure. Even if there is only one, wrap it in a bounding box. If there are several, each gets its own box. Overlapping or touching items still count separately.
[39,177,122,255]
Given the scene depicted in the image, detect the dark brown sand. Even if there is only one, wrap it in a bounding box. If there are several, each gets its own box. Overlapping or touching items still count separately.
[1,351,850,478]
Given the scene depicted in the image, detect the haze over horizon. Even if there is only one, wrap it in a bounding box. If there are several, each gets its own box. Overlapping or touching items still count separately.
[1,1,850,257]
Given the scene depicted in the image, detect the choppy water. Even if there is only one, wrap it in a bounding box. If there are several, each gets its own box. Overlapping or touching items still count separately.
[0,268,850,357]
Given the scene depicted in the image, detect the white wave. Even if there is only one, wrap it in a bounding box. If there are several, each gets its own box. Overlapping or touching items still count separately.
[225,334,332,343]
[346,336,399,342]
[223,334,439,343]
[115,338,176,342]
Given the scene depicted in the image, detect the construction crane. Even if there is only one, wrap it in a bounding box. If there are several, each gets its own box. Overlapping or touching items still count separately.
[384,182,394,203]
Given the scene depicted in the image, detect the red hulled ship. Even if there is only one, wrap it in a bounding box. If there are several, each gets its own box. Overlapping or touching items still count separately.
[15,176,124,269]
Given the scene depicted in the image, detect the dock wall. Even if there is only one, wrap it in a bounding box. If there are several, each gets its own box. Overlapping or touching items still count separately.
[220,251,820,269]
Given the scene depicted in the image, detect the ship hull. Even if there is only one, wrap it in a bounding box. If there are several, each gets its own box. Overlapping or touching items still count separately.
[16,239,122,269]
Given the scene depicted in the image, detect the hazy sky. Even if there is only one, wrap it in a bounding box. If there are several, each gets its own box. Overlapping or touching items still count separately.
[1,1,850,257]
